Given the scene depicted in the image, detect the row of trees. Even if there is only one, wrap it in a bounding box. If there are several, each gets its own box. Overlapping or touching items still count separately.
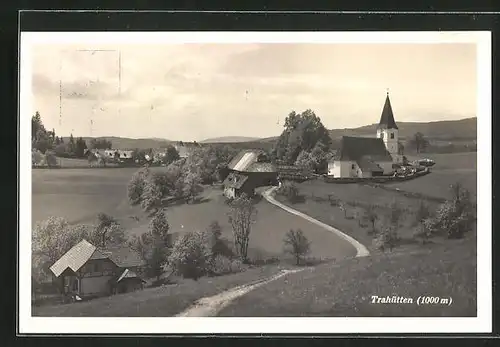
[32,112,111,160]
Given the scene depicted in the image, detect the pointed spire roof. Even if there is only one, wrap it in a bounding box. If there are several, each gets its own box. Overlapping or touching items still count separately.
[378,91,398,130]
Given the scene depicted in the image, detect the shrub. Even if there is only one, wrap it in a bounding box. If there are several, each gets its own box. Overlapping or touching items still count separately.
[425,183,476,239]
[373,224,399,252]
[277,180,300,203]
[210,254,244,276]
[167,231,213,280]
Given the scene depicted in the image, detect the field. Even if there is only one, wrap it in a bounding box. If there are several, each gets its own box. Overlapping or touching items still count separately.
[32,168,356,262]
[219,235,477,317]
[393,152,477,199]
[276,152,477,252]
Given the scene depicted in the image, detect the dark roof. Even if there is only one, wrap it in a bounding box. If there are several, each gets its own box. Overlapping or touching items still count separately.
[378,93,398,130]
[223,172,249,189]
[246,162,277,173]
[227,150,265,172]
[99,245,146,268]
[336,136,393,162]
[357,156,383,172]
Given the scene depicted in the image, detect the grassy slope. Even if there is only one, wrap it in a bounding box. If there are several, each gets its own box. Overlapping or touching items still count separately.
[32,264,286,317]
[218,152,478,316]
[219,235,477,317]
[32,170,356,262]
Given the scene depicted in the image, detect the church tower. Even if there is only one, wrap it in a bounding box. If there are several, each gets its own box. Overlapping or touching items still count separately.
[376,90,402,163]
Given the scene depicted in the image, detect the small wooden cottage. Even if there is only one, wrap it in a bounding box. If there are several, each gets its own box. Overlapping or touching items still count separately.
[49,240,146,299]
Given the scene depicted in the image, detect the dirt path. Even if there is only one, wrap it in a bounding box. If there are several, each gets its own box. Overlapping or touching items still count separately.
[262,186,370,258]
[176,269,304,317]
[176,187,371,317]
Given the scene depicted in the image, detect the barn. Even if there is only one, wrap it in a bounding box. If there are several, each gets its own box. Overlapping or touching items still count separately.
[223,149,278,199]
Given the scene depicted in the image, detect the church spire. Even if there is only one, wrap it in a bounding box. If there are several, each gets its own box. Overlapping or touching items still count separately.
[378,90,398,130]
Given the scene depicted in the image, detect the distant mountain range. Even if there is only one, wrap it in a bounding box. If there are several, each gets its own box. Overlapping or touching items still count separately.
[66,117,476,150]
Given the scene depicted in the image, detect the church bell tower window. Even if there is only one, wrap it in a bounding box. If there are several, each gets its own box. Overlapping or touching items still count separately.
[390,133,394,139]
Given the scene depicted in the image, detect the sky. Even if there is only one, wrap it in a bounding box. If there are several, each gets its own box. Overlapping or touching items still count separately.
[31,43,477,141]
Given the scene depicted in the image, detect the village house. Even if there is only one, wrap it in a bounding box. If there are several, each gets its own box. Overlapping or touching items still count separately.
[49,240,146,299]
[223,149,278,199]
[328,92,404,178]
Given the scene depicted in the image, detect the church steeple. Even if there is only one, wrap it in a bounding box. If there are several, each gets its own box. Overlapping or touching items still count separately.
[378,90,398,130]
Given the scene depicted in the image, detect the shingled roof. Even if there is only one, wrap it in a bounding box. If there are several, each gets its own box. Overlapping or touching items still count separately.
[50,240,96,278]
[378,92,398,130]
[50,240,145,278]
[336,136,393,162]
[227,149,266,172]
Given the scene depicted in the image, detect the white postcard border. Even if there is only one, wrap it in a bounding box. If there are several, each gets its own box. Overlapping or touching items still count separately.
[19,31,491,334]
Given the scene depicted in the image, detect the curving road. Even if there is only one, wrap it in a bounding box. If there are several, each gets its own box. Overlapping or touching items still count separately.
[261,186,370,258]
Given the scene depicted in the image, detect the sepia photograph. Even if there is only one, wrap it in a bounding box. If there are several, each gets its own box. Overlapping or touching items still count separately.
[19,31,491,334]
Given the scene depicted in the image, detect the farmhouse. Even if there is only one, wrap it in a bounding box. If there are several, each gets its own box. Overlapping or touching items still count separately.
[49,240,146,299]
[328,92,404,178]
[223,149,278,199]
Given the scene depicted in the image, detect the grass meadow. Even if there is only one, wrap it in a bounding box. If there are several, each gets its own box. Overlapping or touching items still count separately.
[219,235,477,317]
[32,167,356,263]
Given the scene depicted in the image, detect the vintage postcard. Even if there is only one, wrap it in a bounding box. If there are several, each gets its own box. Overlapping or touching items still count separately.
[19,31,491,334]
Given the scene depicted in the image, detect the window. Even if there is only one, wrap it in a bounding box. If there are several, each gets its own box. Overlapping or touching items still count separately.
[380,132,384,139]
[93,263,100,272]
[351,164,355,170]
[390,133,394,139]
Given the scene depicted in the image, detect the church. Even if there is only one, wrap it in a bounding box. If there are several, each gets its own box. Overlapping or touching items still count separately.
[327,91,403,178]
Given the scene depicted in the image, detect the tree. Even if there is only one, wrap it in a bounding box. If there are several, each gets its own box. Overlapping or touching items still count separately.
[89,138,112,150]
[227,195,257,263]
[67,134,76,155]
[338,201,348,218]
[32,217,90,289]
[75,137,88,158]
[127,167,150,205]
[182,170,203,203]
[295,150,316,172]
[167,230,213,280]
[408,132,429,153]
[45,151,58,167]
[162,145,180,166]
[90,213,125,248]
[114,150,121,163]
[141,176,164,213]
[276,180,300,203]
[283,229,311,265]
[145,209,171,281]
[273,109,333,164]
[365,205,378,234]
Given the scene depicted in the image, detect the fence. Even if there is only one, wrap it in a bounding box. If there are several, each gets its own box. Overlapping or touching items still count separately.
[324,168,430,184]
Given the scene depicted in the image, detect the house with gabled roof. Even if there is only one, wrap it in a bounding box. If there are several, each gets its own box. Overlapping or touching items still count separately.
[49,240,146,299]
[223,149,278,199]
[328,92,404,178]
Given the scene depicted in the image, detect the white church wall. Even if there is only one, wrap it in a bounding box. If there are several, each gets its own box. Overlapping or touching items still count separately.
[378,161,394,175]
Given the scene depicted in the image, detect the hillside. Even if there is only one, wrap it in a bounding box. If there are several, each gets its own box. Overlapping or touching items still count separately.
[327,117,477,141]
[62,117,476,151]
[200,136,261,143]
[261,117,477,143]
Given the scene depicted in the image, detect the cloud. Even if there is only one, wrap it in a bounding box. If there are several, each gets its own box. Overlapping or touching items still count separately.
[30,42,476,140]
